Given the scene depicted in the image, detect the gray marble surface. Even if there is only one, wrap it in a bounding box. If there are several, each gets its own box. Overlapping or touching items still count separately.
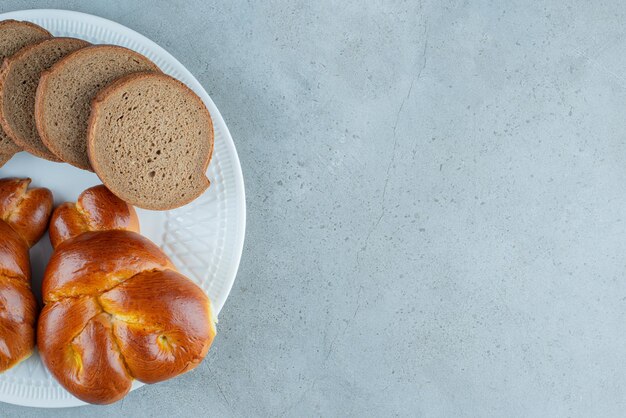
[2,0,626,416]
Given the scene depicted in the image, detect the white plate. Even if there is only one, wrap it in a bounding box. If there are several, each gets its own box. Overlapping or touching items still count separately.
[0,9,246,408]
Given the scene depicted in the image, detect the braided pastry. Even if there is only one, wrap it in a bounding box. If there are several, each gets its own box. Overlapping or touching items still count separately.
[0,178,53,372]
[38,185,216,404]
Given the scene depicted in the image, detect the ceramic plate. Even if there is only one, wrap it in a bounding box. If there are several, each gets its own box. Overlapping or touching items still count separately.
[0,9,245,408]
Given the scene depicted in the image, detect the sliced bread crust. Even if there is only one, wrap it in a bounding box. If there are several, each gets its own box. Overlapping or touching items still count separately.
[0,20,51,163]
[35,45,160,170]
[87,72,214,210]
[0,37,90,160]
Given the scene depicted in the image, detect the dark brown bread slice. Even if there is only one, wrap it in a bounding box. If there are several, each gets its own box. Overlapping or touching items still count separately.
[0,37,90,161]
[88,72,214,210]
[35,45,160,170]
[0,152,12,167]
[0,20,51,164]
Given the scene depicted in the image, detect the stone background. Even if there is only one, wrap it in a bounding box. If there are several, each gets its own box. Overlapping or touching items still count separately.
[2,1,626,416]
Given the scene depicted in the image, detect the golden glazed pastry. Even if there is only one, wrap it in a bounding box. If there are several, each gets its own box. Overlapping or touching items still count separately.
[0,178,53,372]
[38,185,216,404]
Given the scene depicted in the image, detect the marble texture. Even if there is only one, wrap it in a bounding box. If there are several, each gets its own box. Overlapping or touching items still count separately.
[1,0,626,416]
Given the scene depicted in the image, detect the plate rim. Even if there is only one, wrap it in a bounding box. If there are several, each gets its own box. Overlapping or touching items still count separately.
[0,8,246,408]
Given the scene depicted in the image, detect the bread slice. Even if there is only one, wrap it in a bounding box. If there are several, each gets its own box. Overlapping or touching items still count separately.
[0,152,12,167]
[35,45,160,170]
[0,38,90,161]
[0,20,51,164]
[88,72,214,210]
